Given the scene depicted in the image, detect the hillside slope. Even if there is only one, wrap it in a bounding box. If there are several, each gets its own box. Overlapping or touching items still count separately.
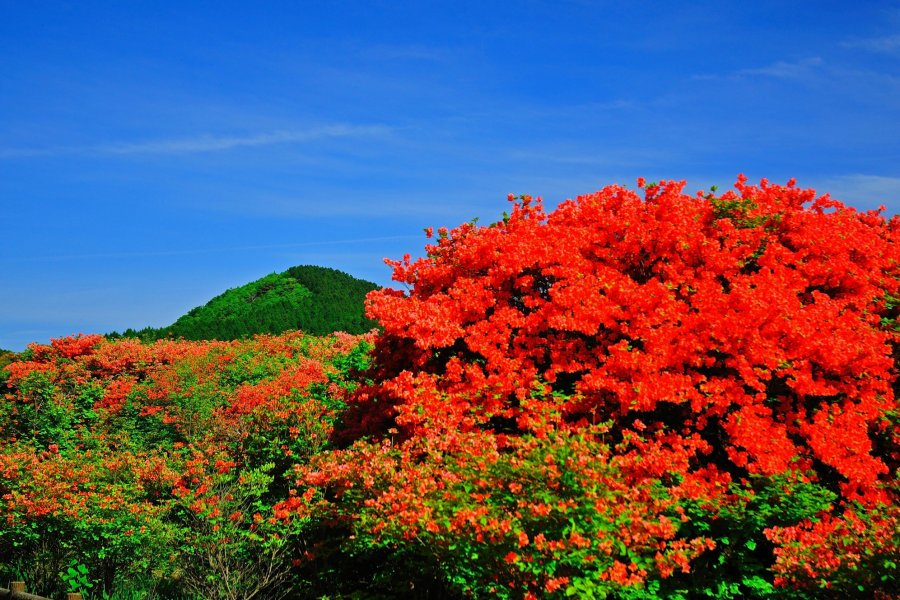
[119,265,379,340]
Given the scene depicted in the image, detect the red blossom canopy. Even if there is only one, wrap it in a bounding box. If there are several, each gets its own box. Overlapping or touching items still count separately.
[349,177,900,499]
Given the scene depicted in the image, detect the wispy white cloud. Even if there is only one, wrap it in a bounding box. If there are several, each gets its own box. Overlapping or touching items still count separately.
[735,57,823,79]
[0,235,422,263]
[104,125,390,154]
[820,174,900,212]
[693,57,824,82]
[195,182,505,219]
[513,99,637,119]
[842,34,900,54]
[365,43,454,62]
[0,124,391,159]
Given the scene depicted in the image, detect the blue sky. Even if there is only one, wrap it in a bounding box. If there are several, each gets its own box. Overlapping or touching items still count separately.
[2,1,900,351]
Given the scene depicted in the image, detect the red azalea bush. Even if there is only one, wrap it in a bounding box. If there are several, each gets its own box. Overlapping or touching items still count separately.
[357,177,899,486]
[291,177,900,598]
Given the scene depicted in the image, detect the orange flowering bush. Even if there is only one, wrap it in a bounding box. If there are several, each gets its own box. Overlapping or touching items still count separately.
[765,494,900,596]
[296,425,720,598]
[0,331,369,598]
[295,177,900,597]
[355,177,899,485]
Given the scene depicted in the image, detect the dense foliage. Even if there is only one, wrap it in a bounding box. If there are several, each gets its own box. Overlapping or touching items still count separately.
[112,265,379,341]
[2,178,899,599]
[0,331,372,599]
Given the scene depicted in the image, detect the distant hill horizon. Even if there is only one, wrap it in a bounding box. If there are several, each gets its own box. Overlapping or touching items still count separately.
[110,265,380,341]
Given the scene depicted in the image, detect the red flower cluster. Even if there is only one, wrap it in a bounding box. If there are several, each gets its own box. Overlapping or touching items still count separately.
[352,177,900,495]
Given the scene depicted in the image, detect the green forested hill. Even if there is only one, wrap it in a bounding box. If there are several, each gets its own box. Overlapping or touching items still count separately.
[116,265,379,340]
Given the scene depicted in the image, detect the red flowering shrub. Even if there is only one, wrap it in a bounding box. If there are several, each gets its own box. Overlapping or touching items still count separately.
[299,177,900,597]
[355,177,900,486]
